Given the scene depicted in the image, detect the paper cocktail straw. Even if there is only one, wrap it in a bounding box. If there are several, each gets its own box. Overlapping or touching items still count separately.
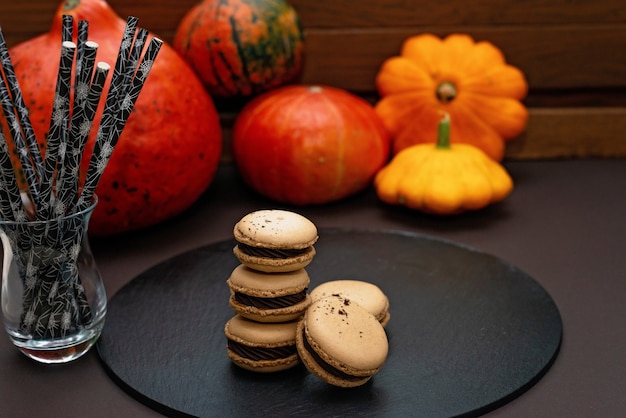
[0,69,41,208]
[0,129,25,221]
[62,15,73,42]
[0,29,43,183]
[60,62,110,211]
[57,42,101,211]
[74,20,89,80]
[87,17,138,178]
[119,27,148,99]
[74,37,96,108]
[78,37,163,210]
[37,41,76,221]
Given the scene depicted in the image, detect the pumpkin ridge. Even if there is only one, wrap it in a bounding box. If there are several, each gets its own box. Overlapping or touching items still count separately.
[287,93,309,202]
[313,90,347,199]
[375,91,437,137]
[460,92,528,139]
[458,65,528,99]
[458,154,492,210]
[375,57,434,96]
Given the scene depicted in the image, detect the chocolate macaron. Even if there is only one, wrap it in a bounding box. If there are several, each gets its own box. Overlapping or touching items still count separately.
[227,264,312,322]
[296,295,389,388]
[225,315,300,372]
[310,280,391,327]
[233,210,318,273]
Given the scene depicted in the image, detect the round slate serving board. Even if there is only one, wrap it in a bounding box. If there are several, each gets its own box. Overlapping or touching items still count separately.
[96,229,562,418]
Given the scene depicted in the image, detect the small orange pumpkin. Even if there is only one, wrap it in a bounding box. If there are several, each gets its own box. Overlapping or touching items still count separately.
[232,85,390,205]
[375,33,528,161]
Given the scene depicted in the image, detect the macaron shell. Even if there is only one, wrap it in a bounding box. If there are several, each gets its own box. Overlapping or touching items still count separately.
[229,294,312,323]
[296,319,372,388]
[233,245,315,273]
[297,295,388,387]
[234,210,318,249]
[310,280,390,326]
[227,264,310,296]
[227,352,300,373]
[225,315,299,346]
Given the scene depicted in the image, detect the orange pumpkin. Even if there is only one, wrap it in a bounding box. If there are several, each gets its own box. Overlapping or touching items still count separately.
[5,0,222,235]
[232,85,390,205]
[375,33,528,161]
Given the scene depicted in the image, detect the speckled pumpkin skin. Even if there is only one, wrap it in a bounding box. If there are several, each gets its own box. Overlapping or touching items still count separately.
[5,0,222,235]
[173,0,305,98]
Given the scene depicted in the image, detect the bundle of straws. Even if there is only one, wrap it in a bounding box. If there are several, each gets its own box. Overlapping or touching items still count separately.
[0,16,162,339]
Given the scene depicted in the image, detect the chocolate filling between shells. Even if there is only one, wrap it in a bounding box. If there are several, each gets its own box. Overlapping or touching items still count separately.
[235,290,308,309]
[301,328,363,382]
[237,243,310,259]
[227,339,296,361]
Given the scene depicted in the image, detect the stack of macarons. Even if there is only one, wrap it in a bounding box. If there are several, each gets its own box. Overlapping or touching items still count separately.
[225,210,318,373]
[224,210,391,387]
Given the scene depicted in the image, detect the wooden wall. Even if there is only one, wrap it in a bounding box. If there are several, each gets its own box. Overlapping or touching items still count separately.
[1,0,625,159]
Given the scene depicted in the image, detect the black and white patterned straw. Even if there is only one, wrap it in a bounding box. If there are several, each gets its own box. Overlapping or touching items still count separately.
[119,27,148,98]
[57,41,100,210]
[37,41,76,221]
[59,60,109,211]
[78,37,162,210]
[74,20,89,81]
[0,128,25,221]
[0,67,41,207]
[0,28,43,182]
[87,17,138,178]
[74,32,96,110]
[62,15,73,43]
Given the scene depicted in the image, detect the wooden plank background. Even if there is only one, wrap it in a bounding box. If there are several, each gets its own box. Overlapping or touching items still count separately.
[1,0,625,159]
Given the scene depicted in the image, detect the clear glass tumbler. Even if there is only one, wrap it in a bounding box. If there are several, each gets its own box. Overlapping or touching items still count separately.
[0,198,106,363]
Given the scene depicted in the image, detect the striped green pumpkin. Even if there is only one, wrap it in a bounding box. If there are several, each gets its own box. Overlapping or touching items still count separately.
[174,0,305,98]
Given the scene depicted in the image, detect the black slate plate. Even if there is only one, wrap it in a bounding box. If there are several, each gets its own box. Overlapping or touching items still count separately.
[96,228,562,418]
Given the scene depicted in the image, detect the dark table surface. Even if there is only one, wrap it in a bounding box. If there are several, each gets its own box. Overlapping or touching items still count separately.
[1,159,624,418]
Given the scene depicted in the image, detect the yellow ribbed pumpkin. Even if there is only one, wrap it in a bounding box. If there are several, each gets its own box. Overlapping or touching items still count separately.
[374,114,513,214]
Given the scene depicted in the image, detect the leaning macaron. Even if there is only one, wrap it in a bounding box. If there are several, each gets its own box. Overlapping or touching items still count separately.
[233,210,318,273]
[310,280,391,327]
[225,315,300,372]
[227,264,312,323]
[296,294,389,388]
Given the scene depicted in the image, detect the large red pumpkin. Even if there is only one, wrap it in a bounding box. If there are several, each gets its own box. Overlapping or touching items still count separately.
[5,0,222,235]
[173,0,305,98]
[232,85,390,205]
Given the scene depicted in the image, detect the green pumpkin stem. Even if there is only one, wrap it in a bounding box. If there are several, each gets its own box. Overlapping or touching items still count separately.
[436,113,451,149]
[63,0,80,11]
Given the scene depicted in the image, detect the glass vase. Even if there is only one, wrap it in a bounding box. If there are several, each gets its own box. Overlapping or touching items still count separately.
[0,198,106,363]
